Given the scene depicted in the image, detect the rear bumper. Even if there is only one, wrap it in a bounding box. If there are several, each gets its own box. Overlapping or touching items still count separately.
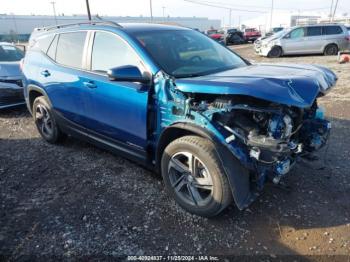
[0,82,25,109]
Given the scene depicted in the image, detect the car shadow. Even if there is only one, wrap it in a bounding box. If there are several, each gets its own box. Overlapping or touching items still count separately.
[0,108,349,257]
[0,105,29,119]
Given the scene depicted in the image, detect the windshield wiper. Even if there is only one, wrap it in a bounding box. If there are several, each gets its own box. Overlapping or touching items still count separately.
[175,73,206,78]
[174,65,237,79]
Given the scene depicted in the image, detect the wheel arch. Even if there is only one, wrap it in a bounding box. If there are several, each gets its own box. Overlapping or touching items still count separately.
[323,42,339,53]
[27,85,52,114]
[155,123,216,173]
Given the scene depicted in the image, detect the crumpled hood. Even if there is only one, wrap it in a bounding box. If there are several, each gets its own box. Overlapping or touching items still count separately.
[175,63,337,108]
[0,62,21,78]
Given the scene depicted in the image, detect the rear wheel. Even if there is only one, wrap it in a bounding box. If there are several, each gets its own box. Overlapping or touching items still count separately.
[33,96,66,144]
[324,44,338,56]
[161,136,232,217]
[268,46,283,58]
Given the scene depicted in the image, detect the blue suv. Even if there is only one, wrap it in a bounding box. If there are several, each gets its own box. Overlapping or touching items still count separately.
[22,21,335,217]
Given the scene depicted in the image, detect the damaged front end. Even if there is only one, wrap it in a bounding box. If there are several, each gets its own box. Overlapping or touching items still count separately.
[153,64,335,210]
[192,95,331,188]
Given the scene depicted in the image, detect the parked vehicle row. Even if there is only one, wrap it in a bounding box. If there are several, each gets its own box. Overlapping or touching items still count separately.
[0,42,25,109]
[20,21,335,217]
[205,28,262,45]
[255,24,350,58]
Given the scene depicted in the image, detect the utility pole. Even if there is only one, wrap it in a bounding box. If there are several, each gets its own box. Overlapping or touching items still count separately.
[270,0,274,30]
[149,0,153,23]
[229,8,232,28]
[86,0,92,21]
[162,6,166,19]
[50,1,58,25]
[332,0,339,22]
[329,0,334,21]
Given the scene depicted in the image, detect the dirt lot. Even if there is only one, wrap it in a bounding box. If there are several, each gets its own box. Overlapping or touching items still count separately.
[1,45,350,260]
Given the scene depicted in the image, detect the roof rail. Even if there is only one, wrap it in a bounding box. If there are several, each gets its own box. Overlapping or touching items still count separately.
[35,20,123,32]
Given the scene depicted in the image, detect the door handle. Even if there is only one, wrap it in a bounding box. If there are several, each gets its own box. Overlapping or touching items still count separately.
[83,81,97,89]
[41,70,51,77]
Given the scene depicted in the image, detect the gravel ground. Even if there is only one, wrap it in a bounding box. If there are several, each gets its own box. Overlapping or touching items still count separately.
[0,45,350,260]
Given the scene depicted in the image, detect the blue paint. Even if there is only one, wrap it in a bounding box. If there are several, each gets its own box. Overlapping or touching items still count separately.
[175,63,337,108]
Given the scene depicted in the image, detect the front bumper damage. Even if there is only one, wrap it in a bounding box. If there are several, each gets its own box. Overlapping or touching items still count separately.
[0,77,25,109]
[196,100,331,209]
[254,41,272,57]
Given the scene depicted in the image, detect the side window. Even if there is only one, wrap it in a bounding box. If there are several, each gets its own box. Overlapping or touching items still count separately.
[323,26,343,35]
[47,34,58,60]
[56,32,87,68]
[307,26,322,37]
[91,31,142,72]
[290,28,305,39]
[31,34,54,52]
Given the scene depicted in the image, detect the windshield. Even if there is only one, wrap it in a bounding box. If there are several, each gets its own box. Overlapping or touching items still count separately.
[0,45,24,62]
[267,29,288,40]
[132,29,247,78]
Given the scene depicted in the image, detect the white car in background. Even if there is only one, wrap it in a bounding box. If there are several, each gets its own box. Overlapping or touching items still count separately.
[255,24,350,58]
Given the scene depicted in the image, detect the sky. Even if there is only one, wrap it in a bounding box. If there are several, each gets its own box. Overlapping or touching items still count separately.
[2,0,350,24]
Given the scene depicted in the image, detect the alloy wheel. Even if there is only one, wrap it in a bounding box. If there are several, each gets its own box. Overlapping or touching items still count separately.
[167,151,214,207]
[35,104,53,137]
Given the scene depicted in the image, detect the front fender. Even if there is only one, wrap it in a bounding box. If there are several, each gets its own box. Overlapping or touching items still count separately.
[26,84,52,114]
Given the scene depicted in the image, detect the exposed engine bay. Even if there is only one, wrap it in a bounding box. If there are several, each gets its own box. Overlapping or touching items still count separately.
[187,95,331,187]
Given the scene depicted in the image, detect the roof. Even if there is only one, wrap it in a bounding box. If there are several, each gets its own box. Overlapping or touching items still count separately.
[119,23,189,32]
[301,23,345,27]
[35,21,189,34]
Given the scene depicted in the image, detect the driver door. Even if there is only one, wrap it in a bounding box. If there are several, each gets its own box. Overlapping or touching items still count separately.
[81,31,150,150]
[281,27,307,54]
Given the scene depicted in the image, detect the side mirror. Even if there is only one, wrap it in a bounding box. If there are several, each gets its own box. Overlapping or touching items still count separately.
[107,65,151,84]
[283,34,290,39]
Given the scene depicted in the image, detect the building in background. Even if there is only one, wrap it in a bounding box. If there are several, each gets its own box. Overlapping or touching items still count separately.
[0,14,221,42]
[296,15,350,26]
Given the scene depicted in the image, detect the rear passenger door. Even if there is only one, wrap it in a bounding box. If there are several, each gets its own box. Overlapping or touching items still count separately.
[322,26,345,50]
[43,31,90,126]
[304,26,324,53]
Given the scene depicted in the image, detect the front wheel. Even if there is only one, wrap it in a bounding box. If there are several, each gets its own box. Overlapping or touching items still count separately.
[268,46,283,58]
[161,136,232,217]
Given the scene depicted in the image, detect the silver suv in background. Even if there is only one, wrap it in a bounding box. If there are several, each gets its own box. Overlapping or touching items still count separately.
[255,24,350,58]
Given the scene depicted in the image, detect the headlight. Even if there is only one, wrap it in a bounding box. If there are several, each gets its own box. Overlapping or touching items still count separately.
[262,42,269,48]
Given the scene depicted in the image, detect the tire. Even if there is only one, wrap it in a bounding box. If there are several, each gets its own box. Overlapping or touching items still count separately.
[161,135,232,217]
[33,96,66,144]
[268,46,283,58]
[324,44,338,56]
